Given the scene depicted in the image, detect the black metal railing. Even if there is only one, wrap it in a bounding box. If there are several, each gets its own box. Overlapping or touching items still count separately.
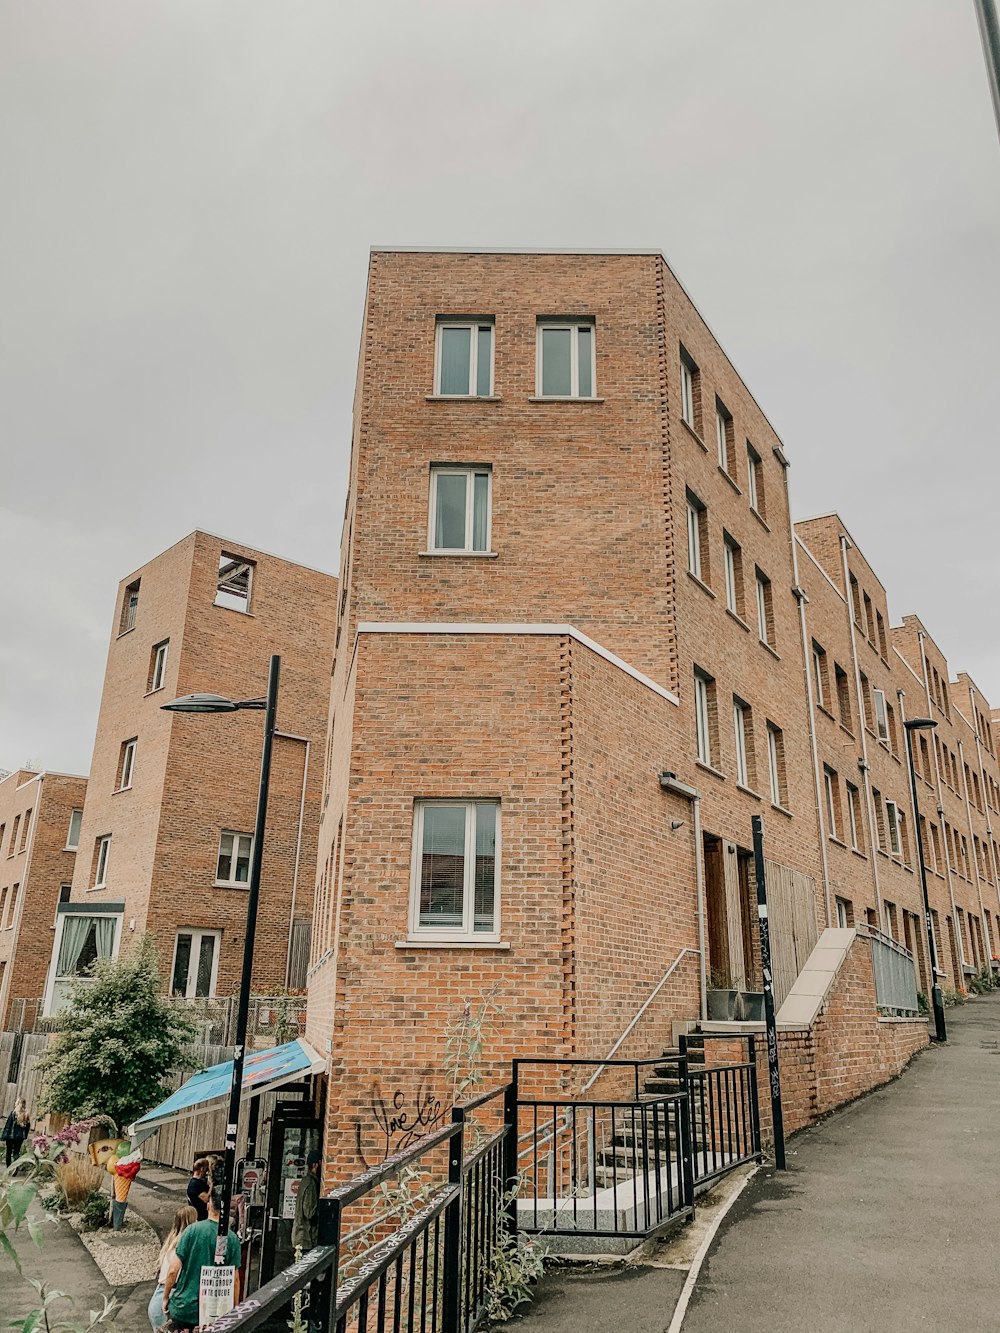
[201,1089,512,1333]
[682,1040,761,1186]
[511,1057,694,1239]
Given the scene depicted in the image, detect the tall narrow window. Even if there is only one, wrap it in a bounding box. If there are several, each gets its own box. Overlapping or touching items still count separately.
[680,347,699,429]
[767,722,787,807]
[733,698,750,788]
[119,579,140,634]
[885,800,902,856]
[117,739,137,792]
[66,809,83,851]
[824,767,841,841]
[94,835,111,888]
[756,570,774,647]
[215,554,254,612]
[846,782,863,851]
[746,443,765,517]
[409,800,499,939]
[428,466,492,553]
[8,816,20,857]
[148,640,169,693]
[715,400,734,474]
[873,688,889,743]
[835,664,852,730]
[537,321,595,397]
[217,831,253,886]
[694,669,715,766]
[18,812,31,852]
[686,490,707,581]
[812,642,828,709]
[723,534,743,616]
[876,611,888,659]
[435,320,494,396]
[850,574,863,625]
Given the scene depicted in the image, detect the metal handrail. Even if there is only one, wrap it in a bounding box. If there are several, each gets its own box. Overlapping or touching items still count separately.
[580,946,700,1094]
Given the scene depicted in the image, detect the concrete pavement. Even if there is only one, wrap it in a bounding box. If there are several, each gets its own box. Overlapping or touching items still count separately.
[684,994,1000,1331]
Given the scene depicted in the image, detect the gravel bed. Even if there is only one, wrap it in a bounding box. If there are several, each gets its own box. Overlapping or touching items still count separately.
[69,1211,160,1288]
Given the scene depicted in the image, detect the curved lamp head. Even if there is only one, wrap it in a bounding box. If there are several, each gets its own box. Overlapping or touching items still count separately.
[904,717,938,732]
[160,693,266,714]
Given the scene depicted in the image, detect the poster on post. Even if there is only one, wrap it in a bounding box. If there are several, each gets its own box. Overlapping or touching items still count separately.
[199,1264,237,1324]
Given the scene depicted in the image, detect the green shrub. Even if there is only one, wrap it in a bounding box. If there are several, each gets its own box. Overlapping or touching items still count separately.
[81,1188,110,1232]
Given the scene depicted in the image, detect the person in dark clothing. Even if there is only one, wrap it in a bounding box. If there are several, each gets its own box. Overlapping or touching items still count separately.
[291,1150,321,1251]
[186,1158,210,1220]
[2,1099,31,1167]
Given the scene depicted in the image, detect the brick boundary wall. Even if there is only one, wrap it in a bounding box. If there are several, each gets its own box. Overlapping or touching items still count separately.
[703,931,928,1141]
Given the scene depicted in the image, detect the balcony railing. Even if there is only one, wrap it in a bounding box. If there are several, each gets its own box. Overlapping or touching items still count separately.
[869,928,919,1017]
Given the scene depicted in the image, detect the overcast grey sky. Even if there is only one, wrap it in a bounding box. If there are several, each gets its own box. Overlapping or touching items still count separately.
[1,1,998,775]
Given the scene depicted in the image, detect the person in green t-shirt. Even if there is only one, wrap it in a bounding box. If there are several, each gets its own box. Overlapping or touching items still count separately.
[162,1190,241,1331]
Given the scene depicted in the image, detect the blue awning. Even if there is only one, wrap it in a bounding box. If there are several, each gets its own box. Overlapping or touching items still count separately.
[127,1038,325,1145]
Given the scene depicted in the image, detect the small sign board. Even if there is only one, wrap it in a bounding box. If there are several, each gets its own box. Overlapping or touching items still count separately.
[282,1173,301,1219]
[236,1156,266,1206]
[199,1264,237,1324]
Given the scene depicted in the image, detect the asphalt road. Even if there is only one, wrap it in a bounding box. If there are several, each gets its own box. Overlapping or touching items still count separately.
[685,995,1000,1332]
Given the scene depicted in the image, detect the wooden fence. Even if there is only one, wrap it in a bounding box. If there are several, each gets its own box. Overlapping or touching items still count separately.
[764,857,820,1008]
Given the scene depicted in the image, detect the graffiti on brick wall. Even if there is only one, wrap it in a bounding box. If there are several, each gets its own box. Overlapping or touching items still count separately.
[357,1078,444,1165]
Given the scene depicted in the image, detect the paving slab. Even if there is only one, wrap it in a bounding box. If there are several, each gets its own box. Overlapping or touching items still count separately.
[683,994,1000,1332]
[511,1263,685,1333]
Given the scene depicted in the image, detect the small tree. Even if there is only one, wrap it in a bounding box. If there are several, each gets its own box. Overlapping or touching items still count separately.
[38,935,197,1131]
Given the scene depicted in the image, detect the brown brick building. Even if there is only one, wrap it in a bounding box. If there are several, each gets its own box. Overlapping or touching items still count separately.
[38,531,337,1015]
[307,248,855,1172]
[0,769,87,1025]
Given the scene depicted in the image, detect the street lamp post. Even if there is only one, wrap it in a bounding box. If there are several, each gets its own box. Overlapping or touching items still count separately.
[162,653,281,1263]
[903,716,947,1043]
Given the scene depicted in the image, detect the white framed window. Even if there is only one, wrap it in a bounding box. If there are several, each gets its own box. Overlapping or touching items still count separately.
[117,739,137,791]
[215,554,254,612]
[812,641,828,709]
[835,897,850,928]
[694,669,714,766]
[94,835,110,888]
[45,909,121,1014]
[873,688,889,742]
[886,799,902,855]
[171,928,220,998]
[723,534,741,615]
[216,831,253,886]
[435,320,494,396]
[680,347,698,427]
[846,782,862,851]
[756,571,773,645]
[428,466,492,553]
[149,640,169,693]
[716,400,733,473]
[409,800,499,940]
[733,699,750,788]
[824,767,840,840]
[767,722,785,806]
[119,579,140,635]
[537,322,595,398]
[687,499,702,578]
[66,809,83,851]
[746,443,763,516]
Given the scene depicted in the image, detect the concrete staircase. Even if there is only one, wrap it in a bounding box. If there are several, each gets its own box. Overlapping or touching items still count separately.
[592,1034,706,1187]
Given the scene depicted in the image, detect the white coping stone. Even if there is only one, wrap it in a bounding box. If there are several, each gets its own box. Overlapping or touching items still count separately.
[774,927,858,1029]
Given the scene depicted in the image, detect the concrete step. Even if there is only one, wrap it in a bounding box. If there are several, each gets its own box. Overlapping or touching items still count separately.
[644,1076,684,1094]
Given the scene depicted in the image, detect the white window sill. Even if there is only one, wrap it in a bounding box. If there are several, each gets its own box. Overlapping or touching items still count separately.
[686,571,716,599]
[418,550,499,559]
[737,783,763,802]
[759,639,780,661]
[144,686,166,698]
[214,881,250,890]
[527,396,605,404]
[750,508,770,533]
[425,394,502,402]
[680,419,708,452]
[725,608,752,633]
[771,803,793,819]
[717,467,742,496]
[113,785,132,795]
[395,938,511,950]
[64,846,79,853]
[213,605,255,618]
[695,760,727,783]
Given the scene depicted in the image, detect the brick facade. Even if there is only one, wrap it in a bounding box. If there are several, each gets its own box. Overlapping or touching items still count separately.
[39,531,336,1011]
[0,769,86,1024]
